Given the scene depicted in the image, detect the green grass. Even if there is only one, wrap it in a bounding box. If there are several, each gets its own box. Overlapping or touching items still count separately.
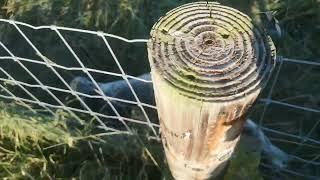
[0,102,264,180]
[0,102,168,179]
[0,0,319,179]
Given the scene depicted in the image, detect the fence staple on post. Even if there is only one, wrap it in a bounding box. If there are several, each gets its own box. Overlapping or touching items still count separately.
[147,2,276,179]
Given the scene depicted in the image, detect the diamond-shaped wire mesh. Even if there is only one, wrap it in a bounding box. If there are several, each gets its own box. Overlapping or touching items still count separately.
[0,19,319,179]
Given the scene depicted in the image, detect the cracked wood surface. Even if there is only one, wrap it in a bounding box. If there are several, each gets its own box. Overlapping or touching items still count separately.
[148,1,275,179]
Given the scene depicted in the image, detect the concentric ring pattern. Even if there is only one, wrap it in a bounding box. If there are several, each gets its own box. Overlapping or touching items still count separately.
[148,1,276,102]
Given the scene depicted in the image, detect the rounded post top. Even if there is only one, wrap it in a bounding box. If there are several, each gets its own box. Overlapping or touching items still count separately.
[148,1,276,102]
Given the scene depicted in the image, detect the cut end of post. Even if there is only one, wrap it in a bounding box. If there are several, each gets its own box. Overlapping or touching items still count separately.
[147,1,276,179]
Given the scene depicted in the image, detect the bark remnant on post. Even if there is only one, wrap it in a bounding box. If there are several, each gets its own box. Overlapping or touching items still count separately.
[147,2,276,179]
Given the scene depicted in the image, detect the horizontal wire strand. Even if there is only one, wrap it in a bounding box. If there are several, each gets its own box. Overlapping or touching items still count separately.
[0,18,319,177]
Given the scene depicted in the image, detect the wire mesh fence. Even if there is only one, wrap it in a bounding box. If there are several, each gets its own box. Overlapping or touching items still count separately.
[0,19,319,179]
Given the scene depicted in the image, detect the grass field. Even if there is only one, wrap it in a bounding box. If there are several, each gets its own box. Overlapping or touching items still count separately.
[0,0,319,179]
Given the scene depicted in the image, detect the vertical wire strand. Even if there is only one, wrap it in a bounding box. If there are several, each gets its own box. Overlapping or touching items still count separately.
[11,23,117,132]
[53,28,133,133]
[99,33,158,137]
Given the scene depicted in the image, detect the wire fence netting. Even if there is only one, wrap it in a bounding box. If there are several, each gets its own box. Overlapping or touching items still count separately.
[0,19,319,179]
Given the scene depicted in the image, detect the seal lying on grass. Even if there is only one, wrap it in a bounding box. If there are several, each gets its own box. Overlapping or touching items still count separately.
[70,73,290,170]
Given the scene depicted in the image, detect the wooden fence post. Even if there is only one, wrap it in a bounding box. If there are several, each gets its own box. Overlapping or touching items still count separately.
[147,2,276,179]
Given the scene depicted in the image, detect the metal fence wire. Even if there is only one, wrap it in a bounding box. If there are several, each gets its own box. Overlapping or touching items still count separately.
[0,19,319,179]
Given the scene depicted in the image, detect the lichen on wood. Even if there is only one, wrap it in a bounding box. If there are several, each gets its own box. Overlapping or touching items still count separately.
[147,1,276,179]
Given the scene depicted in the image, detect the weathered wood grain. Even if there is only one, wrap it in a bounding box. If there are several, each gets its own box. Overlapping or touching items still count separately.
[147,1,276,179]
